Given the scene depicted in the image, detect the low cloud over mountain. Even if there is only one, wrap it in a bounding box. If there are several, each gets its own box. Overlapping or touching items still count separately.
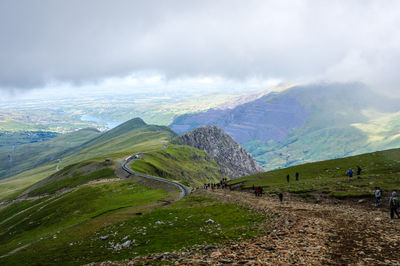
[1,0,400,94]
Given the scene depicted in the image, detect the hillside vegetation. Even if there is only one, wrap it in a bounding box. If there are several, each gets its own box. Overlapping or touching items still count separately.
[0,128,101,180]
[130,145,227,186]
[230,147,400,199]
[0,131,60,152]
[0,191,266,265]
[0,118,176,200]
[0,180,169,262]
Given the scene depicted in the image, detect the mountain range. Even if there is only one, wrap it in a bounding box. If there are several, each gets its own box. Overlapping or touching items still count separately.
[170,82,400,169]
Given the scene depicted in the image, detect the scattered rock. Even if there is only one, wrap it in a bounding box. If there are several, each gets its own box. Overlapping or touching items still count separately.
[206,219,215,224]
[210,251,222,258]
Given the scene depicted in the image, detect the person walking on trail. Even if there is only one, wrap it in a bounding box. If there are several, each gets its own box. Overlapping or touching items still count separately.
[375,187,382,206]
[295,172,299,181]
[357,166,362,178]
[279,192,283,203]
[389,191,400,219]
[286,174,290,183]
[347,169,354,178]
[258,186,263,197]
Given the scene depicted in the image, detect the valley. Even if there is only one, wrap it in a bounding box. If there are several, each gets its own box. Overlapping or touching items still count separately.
[0,84,399,265]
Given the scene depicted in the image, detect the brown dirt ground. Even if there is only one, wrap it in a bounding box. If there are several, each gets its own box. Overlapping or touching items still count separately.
[95,189,400,265]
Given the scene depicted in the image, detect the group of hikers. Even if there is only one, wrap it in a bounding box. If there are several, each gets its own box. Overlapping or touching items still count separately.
[252,185,263,197]
[377,187,400,219]
[201,168,400,219]
[203,178,230,190]
[286,172,300,183]
[346,166,362,178]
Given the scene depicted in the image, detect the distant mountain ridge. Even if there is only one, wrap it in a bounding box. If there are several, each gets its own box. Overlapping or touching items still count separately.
[173,126,264,179]
[170,82,400,169]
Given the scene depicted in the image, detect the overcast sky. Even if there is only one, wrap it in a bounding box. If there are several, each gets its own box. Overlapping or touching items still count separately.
[1,0,400,97]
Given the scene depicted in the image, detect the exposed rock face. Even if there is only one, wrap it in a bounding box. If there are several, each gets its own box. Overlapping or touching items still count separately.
[173,126,264,179]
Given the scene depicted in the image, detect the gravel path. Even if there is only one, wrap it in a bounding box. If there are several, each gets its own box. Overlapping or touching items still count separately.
[102,189,400,265]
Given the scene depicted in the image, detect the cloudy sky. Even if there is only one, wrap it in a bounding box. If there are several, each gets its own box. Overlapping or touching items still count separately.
[1,0,400,97]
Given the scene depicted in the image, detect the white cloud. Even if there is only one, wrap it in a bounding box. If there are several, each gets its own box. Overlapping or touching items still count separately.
[0,0,399,94]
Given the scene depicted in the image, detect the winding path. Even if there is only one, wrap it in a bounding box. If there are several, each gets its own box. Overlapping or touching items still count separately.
[121,151,191,200]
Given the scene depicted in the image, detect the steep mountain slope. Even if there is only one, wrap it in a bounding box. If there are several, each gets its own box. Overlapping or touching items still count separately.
[0,128,101,180]
[170,83,400,169]
[172,126,263,178]
[230,147,400,199]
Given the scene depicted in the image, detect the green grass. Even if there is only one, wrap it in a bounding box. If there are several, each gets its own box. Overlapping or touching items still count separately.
[130,145,227,186]
[0,197,49,222]
[0,180,167,257]
[26,165,116,196]
[0,164,58,200]
[230,148,400,198]
[0,192,267,265]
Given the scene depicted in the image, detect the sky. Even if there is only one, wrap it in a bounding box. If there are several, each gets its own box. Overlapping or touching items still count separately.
[1,0,400,98]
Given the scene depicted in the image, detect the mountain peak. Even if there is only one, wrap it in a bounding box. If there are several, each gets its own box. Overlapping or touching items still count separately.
[173,125,264,179]
[125,117,147,127]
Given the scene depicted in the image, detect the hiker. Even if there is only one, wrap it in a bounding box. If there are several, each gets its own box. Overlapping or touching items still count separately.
[279,192,283,203]
[296,172,299,181]
[259,186,263,196]
[255,187,259,197]
[357,166,362,178]
[375,187,382,206]
[252,184,255,190]
[286,174,290,183]
[389,191,400,219]
[347,169,354,178]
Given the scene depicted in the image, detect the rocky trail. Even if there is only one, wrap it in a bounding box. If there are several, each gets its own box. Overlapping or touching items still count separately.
[98,190,400,265]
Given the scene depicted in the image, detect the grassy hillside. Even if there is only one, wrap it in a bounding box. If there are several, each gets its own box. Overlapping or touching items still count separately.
[0,128,101,180]
[0,131,60,153]
[0,191,266,265]
[24,162,115,197]
[230,148,400,199]
[0,118,177,200]
[130,145,227,186]
[0,180,169,260]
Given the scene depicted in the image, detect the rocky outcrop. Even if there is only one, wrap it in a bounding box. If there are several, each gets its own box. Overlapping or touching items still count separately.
[173,126,264,179]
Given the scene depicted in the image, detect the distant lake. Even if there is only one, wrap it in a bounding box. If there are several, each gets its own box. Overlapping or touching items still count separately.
[80,115,121,129]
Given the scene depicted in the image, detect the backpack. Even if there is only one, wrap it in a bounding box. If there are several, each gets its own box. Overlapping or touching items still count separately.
[376,190,381,198]
[392,197,399,207]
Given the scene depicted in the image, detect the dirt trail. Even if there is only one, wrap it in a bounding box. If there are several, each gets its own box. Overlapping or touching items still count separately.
[114,190,400,265]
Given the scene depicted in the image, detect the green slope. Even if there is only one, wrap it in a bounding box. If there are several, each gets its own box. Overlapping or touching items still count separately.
[230,147,400,198]
[0,128,101,180]
[0,118,177,200]
[0,131,60,153]
[129,144,227,186]
[0,191,266,265]
[0,180,169,260]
